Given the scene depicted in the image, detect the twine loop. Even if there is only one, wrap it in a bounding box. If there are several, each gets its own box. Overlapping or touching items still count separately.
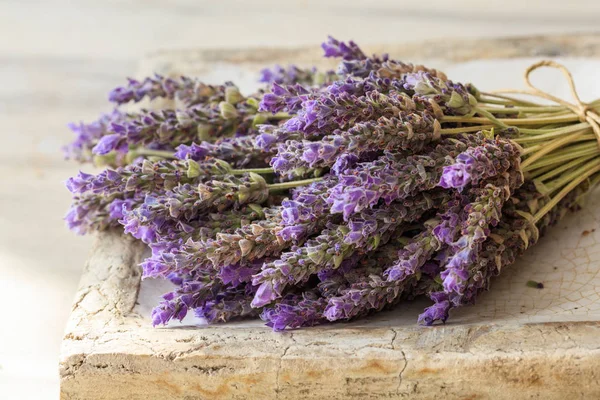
[522,60,600,147]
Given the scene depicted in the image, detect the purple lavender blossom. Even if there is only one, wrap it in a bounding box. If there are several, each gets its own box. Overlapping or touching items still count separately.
[327,134,488,220]
[417,292,450,325]
[258,64,337,86]
[402,71,477,116]
[108,75,236,107]
[258,83,312,114]
[260,292,328,331]
[175,136,273,168]
[439,138,521,191]
[271,110,441,175]
[64,110,127,163]
[65,193,142,235]
[321,36,366,61]
[65,158,232,198]
[251,193,439,307]
[194,284,259,323]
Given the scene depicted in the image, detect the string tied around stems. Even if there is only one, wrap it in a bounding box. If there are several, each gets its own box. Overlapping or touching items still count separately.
[495,60,600,148]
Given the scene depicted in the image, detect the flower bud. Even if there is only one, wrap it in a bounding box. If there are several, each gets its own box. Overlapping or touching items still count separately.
[219,101,239,120]
[187,159,201,178]
[225,86,244,105]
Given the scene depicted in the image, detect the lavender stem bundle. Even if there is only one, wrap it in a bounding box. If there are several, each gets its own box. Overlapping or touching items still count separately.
[65,37,600,331]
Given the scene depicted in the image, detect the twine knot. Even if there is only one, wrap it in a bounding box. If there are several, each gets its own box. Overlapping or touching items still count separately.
[524,60,600,147]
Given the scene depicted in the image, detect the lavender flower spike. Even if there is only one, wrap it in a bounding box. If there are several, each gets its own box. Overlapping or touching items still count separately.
[321,36,366,61]
[327,135,487,220]
[439,137,521,191]
[252,193,439,307]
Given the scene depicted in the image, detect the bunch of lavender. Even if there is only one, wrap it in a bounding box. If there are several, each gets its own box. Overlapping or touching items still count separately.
[65,36,600,331]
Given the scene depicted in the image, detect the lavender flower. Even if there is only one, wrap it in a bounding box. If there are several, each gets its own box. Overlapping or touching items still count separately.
[65,193,141,235]
[259,83,313,114]
[151,271,221,326]
[438,170,523,303]
[175,135,273,168]
[130,173,270,230]
[283,85,407,137]
[108,75,236,107]
[278,177,338,242]
[321,36,366,61]
[402,71,478,117]
[64,110,127,163]
[66,158,232,197]
[195,285,259,323]
[327,135,486,220]
[323,200,463,322]
[251,193,440,307]
[271,110,441,175]
[439,137,521,190]
[258,64,337,86]
[260,292,328,331]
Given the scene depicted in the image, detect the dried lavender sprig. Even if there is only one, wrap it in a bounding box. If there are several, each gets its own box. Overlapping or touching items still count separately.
[258,64,337,86]
[64,109,127,163]
[402,71,478,117]
[439,137,522,191]
[93,103,256,156]
[151,270,223,326]
[108,75,235,107]
[281,83,408,137]
[271,110,441,175]
[179,206,287,270]
[129,173,270,231]
[65,194,140,235]
[139,207,268,278]
[195,284,260,323]
[65,158,232,197]
[260,292,329,331]
[251,192,440,307]
[437,169,524,304]
[175,135,274,168]
[419,178,592,325]
[279,176,339,240]
[259,83,314,114]
[254,124,302,152]
[321,36,366,61]
[323,199,463,322]
[327,134,488,220]
[322,36,447,81]
[171,178,337,274]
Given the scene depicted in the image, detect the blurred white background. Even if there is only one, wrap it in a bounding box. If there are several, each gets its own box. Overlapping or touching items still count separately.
[1,1,599,398]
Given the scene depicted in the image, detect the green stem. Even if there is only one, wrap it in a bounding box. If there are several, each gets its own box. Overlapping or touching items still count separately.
[479,105,564,114]
[511,123,590,143]
[231,167,274,175]
[545,159,599,192]
[474,107,510,128]
[267,177,322,191]
[266,112,291,120]
[521,130,588,169]
[439,125,495,134]
[478,92,541,106]
[533,159,600,223]
[523,142,599,171]
[535,154,596,182]
[442,114,580,126]
[133,149,176,159]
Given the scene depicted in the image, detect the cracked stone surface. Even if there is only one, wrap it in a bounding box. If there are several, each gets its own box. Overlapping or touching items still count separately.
[61,34,600,399]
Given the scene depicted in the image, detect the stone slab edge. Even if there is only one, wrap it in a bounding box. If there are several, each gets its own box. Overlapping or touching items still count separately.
[60,231,600,400]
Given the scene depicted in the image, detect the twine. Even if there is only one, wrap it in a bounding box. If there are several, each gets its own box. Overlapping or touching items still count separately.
[494,60,600,148]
